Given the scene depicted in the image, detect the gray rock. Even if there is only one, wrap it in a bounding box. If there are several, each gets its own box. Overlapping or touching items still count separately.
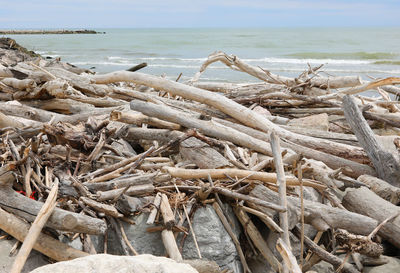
[182,204,242,273]
[0,237,49,273]
[310,260,335,273]
[364,256,400,273]
[31,254,198,273]
[107,212,165,256]
[59,234,83,251]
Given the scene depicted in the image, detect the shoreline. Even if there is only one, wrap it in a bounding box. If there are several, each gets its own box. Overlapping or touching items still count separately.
[0,29,104,35]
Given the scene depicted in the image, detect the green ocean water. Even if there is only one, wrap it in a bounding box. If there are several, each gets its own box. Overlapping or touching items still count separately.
[3,28,400,83]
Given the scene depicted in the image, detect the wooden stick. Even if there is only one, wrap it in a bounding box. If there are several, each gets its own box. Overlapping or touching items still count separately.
[80,196,123,218]
[147,192,162,225]
[162,166,325,190]
[10,180,59,273]
[233,207,282,272]
[159,193,182,261]
[213,202,250,273]
[292,226,360,273]
[117,219,139,255]
[298,163,305,269]
[160,193,175,229]
[276,238,302,273]
[270,132,290,251]
[172,183,201,259]
[237,205,283,233]
[161,229,183,261]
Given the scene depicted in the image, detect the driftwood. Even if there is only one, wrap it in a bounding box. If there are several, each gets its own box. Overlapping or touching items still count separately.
[234,207,282,272]
[250,184,378,235]
[1,40,400,272]
[357,174,400,204]
[160,193,182,261]
[0,185,106,234]
[343,187,400,248]
[292,226,360,273]
[0,207,88,261]
[342,95,400,187]
[162,166,325,189]
[10,180,58,273]
[270,132,290,251]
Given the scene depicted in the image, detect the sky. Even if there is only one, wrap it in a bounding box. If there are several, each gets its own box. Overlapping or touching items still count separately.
[0,0,399,28]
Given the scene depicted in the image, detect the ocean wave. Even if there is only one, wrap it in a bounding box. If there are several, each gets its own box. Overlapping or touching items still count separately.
[270,68,400,74]
[72,61,135,66]
[105,56,373,65]
[286,51,399,60]
[135,57,206,62]
[243,57,370,65]
[373,60,400,65]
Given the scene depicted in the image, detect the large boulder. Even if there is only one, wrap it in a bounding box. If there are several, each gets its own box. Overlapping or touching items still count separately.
[182,204,242,273]
[31,254,198,273]
[107,212,165,256]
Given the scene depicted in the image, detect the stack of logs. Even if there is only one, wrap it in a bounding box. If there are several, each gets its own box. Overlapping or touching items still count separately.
[1,38,400,273]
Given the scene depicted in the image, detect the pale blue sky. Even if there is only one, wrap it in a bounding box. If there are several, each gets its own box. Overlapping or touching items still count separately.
[0,0,399,28]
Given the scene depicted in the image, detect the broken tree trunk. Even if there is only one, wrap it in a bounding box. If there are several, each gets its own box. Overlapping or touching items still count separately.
[343,186,400,248]
[0,185,106,234]
[0,207,88,261]
[342,95,400,186]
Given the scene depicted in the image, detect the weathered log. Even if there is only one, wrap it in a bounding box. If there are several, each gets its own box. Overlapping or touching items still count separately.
[343,187,400,248]
[80,196,123,218]
[0,207,88,261]
[0,101,66,122]
[0,185,106,234]
[357,174,400,204]
[179,137,232,169]
[96,184,154,202]
[0,111,25,128]
[342,95,400,186]
[110,110,180,130]
[130,100,274,156]
[191,52,361,89]
[22,98,95,115]
[2,77,36,90]
[250,184,378,235]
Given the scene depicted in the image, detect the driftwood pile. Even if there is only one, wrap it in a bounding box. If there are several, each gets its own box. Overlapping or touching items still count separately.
[1,37,400,273]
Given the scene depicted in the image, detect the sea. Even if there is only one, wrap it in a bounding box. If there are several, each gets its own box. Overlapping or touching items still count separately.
[4,28,400,84]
